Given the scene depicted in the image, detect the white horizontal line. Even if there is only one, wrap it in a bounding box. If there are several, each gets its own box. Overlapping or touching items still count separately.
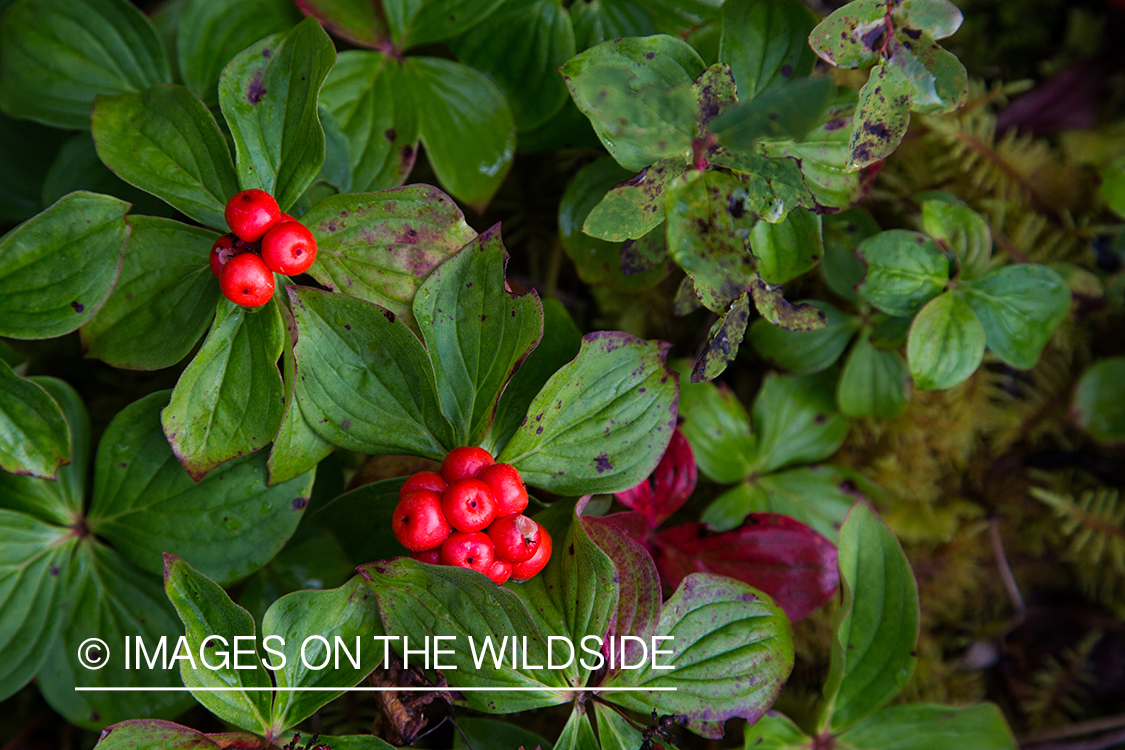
[75,686,674,693]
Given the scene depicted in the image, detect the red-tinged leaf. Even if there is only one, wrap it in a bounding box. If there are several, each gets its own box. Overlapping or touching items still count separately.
[652,513,838,622]
[613,427,697,529]
[582,514,661,680]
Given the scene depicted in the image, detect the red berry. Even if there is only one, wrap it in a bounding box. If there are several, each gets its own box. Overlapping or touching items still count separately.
[486,559,512,585]
[441,478,497,533]
[208,234,250,277]
[411,548,443,565]
[260,221,317,275]
[441,446,494,483]
[392,490,451,552]
[225,189,281,242]
[511,525,552,581]
[399,471,447,501]
[487,514,541,563]
[280,213,298,223]
[478,463,529,516]
[219,253,274,308]
[440,531,495,575]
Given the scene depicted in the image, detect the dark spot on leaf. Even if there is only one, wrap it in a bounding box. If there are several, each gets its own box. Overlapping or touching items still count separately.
[768,112,779,122]
[594,454,613,473]
[780,64,793,78]
[638,387,646,393]
[247,71,266,104]
[645,52,655,60]
[824,118,846,131]
[728,195,745,219]
[262,48,272,58]
[382,309,396,323]
[344,324,351,330]
[903,27,922,39]
[292,497,308,510]
[50,565,59,576]
[385,128,396,141]
[466,282,473,288]
[814,414,827,424]
[536,426,543,435]
[71,301,84,313]
[861,25,886,50]
[568,544,575,555]
[90,712,100,723]
[340,419,352,431]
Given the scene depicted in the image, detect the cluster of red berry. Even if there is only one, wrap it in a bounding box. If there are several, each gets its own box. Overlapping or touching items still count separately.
[392,447,552,585]
[210,189,318,308]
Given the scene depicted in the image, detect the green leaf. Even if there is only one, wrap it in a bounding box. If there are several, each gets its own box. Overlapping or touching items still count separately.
[856,230,949,317]
[178,0,303,108]
[555,709,599,750]
[749,300,859,374]
[358,558,570,713]
[451,0,576,132]
[753,208,824,285]
[0,509,78,702]
[921,198,991,280]
[388,0,509,48]
[81,216,220,371]
[895,0,964,40]
[570,0,722,47]
[835,703,1017,750]
[676,365,755,483]
[820,503,920,734]
[236,529,354,624]
[808,0,886,68]
[41,134,175,220]
[1073,357,1125,446]
[161,298,286,480]
[751,371,849,475]
[265,577,384,734]
[267,315,334,486]
[719,0,817,101]
[403,56,516,211]
[218,17,337,211]
[0,113,68,223]
[293,0,391,49]
[705,150,817,222]
[290,286,453,459]
[413,227,543,446]
[489,297,583,455]
[594,702,645,750]
[848,62,912,170]
[837,337,911,419]
[886,28,968,115]
[302,187,476,327]
[163,554,272,735]
[497,332,678,495]
[961,264,1071,370]
[709,466,860,539]
[0,359,69,480]
[603,573,794,739]
[907,291,985,391]
[37,543,194,729]
[306,478,406,565]
[870,314,913,350]
[665,170,757,313]
[822,208,880,303]
[454,717,552,750]
[743,712,813,748]
[92,719,224,749]
[708,76,837,153]
[0,0,170,129]
[0,192,130,340]
[691,289,751,383]
[91,85,240,230]
[561,35,705,172]
[0,378,88,526]
[319,51,419,194]
[751,277,830,332]
[560,158,671,290]
[1100,156,1125,220]
[583,157,685,243]
[88,391,313,585]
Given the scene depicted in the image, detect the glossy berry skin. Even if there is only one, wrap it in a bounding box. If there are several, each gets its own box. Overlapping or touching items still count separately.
[411,548,443,565]
[440,531,495,575]
[511,525,552,582]
[260,221,317,275]
[486,559,512,585]
[219,253,274,308]
[392,490,452,552]
[225,189,281,242]
[478,463,529,516]
[487,514,541,563]
[208,233,250,277]
[441,478,497,533]
[399,471,447,501]
[441,446,494,483]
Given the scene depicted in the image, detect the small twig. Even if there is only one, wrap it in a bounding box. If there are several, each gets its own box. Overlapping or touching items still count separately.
[1021,714,1125,746]
[989,518,1026,619]
[1021,728,1125,750]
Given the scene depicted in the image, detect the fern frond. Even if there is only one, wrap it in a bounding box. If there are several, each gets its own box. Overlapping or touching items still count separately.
[1030,485,1125,606]
[1021,629,1103,727]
